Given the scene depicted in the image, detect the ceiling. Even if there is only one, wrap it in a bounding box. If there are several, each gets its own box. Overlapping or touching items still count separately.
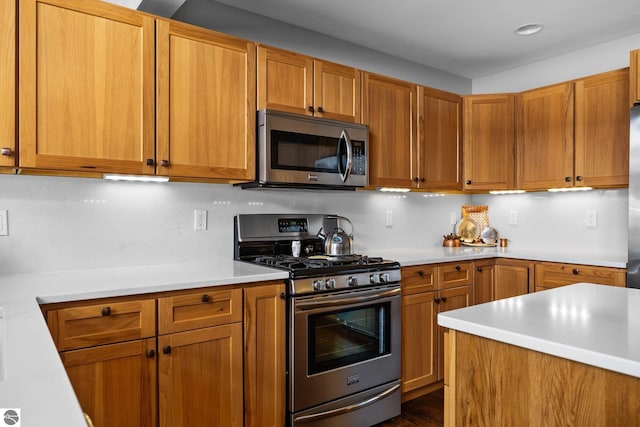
[210,0,640,79]
[124,0,640,79]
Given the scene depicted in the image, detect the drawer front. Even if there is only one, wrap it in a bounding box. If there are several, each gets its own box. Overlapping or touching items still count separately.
[437,262,473,290]
[402,265,436,294]
[50,299,156,351]
[535,262,626,289]
[158,288,242,334]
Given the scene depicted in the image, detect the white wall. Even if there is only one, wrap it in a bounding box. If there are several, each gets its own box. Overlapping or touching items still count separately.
[0,175,627,275]
[473,33,640,93]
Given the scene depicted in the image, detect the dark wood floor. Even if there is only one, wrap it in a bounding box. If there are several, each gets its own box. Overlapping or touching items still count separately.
[374,388,444,427]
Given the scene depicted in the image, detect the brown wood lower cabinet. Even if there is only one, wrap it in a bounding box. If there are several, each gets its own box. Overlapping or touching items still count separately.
[474,258,532,304]
[62,338,157,427]
[535,261,626,291]
[44,280,285,427]
[158,323,244,427]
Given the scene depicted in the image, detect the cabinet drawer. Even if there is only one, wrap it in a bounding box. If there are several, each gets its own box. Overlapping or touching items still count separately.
[535,262,626,290]
[48,299,156,351]
[402,265,436,294]
[437,262,473,290]
[158,288,242,334]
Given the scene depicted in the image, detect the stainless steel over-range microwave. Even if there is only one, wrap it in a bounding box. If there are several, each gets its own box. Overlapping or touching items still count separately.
[249,109,369,190]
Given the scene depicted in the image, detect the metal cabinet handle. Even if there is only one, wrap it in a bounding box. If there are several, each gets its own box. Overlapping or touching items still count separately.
[412,177,419,183]
[201,294,210,303]
[466,179,472,185]
[317,106,324,113]
[308,106,315,113]
[477,267,483,272]
[146,349,156,358]
[1,148,12,156]
[455,265,461,271]
[146,158,155,166]
[572,268,580,275]
[434,297,441,304]
[420,178,426,183]
[441,296,447,302]
[576,176,583,182]
[160,160,169,167]
[565,176,572,182]
[163,345,172,355]
[101,306,111,316]
[417,270,424,277]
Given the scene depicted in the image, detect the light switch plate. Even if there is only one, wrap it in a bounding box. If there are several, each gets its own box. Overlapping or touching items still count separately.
[194,209,207,231]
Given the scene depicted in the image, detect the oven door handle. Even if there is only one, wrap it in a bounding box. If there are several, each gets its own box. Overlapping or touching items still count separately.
[295,287,400,311]
[293,382,400,424]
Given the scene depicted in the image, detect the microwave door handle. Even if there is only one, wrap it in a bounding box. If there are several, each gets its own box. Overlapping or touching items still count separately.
[337,130,353,183]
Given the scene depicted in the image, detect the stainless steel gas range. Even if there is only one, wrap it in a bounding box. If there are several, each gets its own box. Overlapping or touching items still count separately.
[234,213,401,427]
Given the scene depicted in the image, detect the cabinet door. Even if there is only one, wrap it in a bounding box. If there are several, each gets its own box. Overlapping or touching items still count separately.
[0,0,16,168]
[494,264,529,300]
[363,73,417,188]
[159,323,243,427]
[437,285,472,380]
[417,86,462,190]
[313,60,361,122]
[463,94,515,190]
[62,338,157,427]
[156,20,256,181]
[473,261,495,305]
[19,0,155,174]
[631,49,640,105]
[574,68,629,188]
[516,82,574,190]
[401,291,437,394]
[257,46,313,116]
[244,284,286,427]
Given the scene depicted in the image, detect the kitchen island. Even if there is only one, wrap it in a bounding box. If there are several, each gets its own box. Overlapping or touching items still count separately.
[438,283,640,426]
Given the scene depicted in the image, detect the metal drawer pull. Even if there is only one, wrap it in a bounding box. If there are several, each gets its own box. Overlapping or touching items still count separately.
[201,294,210,303]
[0,148,12,156]
[455,265,461,271]
[296,288,400,310]
[101,306,111,316]
[573,268,580,275]
[294,383,400,423]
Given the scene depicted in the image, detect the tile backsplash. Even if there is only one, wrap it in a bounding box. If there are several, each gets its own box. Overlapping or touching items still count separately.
[0,174,627,275]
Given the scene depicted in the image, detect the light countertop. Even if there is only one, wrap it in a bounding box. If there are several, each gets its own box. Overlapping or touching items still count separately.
[0,248,627,426]
[438,283,640,378]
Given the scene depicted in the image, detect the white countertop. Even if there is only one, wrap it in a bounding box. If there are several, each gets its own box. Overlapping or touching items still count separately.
[438,283,640,378]
[0,248,627,426]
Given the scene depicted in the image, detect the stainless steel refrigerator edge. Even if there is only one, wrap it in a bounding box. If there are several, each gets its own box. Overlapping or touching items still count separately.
[628,104,640,288]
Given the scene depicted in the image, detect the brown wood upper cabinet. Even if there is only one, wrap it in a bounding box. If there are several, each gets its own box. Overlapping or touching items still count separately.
[631,49,640,105]
[463,94,516,191]
[574,68,629,188]
[516,82,575,190]
[19,0,156,174]
[156,19,256,181]
[363,73,417,188]
[257,45,361,122]
[417,87,462,190]
[0,0,16,168]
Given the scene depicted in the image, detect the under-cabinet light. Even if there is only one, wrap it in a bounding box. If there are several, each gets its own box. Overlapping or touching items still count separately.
[547,187,593,193]
[103,174,169,183]
[489,190,526,195]
[379,187,411,193]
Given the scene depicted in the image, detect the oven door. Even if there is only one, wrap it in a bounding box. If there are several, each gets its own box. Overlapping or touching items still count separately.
[290,284,401,413]
[258,110,368,187]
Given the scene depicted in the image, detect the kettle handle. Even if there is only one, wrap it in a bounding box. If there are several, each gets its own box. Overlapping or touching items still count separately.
[324,215,354,236]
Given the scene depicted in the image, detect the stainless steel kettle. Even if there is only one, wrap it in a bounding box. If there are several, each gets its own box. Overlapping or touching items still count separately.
[316,215,354,256]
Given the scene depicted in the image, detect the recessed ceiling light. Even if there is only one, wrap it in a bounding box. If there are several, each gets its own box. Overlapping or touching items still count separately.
[514,23,544,36]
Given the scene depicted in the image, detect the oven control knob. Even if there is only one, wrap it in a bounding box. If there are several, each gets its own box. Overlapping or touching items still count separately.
[313,279,324,291]
[380,273,390,283]
[348,276,358,287]
[369,274,380,284]
[326,278,336,289]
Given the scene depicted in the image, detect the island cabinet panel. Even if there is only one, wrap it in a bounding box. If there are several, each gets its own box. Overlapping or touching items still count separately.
[0,0,16,168]
[243,283,286,427]
[19,0,156,174]
[574,68,630,188]
[516,82,574,190]
[535,262,626,291]
[156,20,256,181]
[158,323,244,427]
[62,338,157,427]
[363,73,417,188]
[462,94,515,191]
[446,330,640,426]
[416,86,462,190]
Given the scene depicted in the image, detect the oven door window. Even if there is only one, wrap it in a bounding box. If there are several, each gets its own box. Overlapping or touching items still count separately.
[307,302,391,375]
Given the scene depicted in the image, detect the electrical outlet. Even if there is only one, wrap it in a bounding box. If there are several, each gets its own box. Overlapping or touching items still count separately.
[194,209,208,231]
[586,210,597,227]
[450,212,458,225]
[385,211,393,228]
[0,210,7,236]
[509,210,518,225]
